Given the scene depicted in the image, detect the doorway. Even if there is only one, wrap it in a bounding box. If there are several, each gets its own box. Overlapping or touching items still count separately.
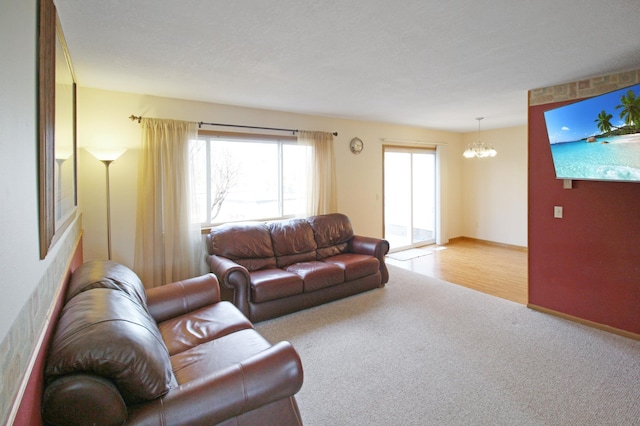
[383,147,437,251]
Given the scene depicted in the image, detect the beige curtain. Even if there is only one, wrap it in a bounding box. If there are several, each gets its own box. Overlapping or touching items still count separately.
[298,130,337,216]
[134,118,201,287]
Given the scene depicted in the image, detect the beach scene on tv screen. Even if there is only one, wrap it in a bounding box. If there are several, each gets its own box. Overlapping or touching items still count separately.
[543,83,640,182]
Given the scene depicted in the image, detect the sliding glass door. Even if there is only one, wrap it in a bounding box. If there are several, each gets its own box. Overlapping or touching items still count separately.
[384,147,436,251]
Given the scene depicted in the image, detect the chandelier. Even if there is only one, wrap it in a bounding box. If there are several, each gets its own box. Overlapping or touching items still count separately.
[463,117,497,158]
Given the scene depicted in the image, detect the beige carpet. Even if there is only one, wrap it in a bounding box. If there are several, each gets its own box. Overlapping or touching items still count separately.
[256,265,640,425]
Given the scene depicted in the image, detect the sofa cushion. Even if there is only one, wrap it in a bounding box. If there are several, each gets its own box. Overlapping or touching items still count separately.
[285,261,345,292]
[158,301,254,356]
[65,260,148,310]
[307,213,354,259]
[323,253,380,281]
[208,222,277,271]
[250,269,303,303]
[170,329,272,384]
[268,218,318,267]
[45,289,176,404]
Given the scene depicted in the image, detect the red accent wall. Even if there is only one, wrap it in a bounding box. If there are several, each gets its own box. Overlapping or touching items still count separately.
[13,238,83,426]
[528,102,640,334]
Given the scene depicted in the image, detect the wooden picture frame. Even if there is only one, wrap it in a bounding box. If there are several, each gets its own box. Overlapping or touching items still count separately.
[39,0,77,259]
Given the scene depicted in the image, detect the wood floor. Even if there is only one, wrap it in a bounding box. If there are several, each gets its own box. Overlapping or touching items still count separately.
[386,237,528,304]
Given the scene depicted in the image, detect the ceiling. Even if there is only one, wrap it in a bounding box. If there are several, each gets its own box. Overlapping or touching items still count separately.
[55,0,640,133]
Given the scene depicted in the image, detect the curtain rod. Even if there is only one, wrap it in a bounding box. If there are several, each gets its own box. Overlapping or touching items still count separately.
[381,137,448,145]
[129,115,338,136]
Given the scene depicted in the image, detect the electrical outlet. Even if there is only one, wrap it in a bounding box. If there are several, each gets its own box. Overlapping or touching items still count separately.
[554,206,563,218]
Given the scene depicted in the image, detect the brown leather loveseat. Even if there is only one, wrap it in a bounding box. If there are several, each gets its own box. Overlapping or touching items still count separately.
[41,260,304,426]
[206,213,390,322]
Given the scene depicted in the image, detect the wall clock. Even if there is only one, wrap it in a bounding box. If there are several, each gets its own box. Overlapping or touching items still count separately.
[350,137,364,154]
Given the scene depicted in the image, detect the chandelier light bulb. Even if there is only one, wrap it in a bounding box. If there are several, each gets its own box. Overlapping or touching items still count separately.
[462,117,497,158]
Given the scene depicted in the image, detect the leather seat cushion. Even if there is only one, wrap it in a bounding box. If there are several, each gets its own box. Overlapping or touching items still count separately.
[170,329,272,384]
[157,301,254,356]
[45,289,176,404]
[250,269,303,303]
[285,261,345,292]
[322,253,380,281]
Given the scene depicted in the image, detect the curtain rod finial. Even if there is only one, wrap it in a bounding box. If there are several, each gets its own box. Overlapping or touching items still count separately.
[129,115,142,123]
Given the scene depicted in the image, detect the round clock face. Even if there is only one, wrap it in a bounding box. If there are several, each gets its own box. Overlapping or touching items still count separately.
[350,137,364,154]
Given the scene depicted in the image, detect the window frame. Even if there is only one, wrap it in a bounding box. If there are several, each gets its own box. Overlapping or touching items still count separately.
[194,130,305,230]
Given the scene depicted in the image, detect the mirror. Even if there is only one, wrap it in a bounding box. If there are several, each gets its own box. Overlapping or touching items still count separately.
[39,0,77,259]
[54,18,76,226]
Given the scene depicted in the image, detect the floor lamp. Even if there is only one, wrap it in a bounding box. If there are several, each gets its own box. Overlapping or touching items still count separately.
[55,148,72,221]
[54,157,68,221]
[86,148,127,260]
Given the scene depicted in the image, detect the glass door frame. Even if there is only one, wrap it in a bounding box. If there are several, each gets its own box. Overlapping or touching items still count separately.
[382,144,442,253]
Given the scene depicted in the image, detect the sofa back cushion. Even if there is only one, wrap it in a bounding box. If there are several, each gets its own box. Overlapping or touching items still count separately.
[308,213,354,259]
[45,288,176,404]
[268,218,317,267]
[208,222,277,271]
[66,260,148,310]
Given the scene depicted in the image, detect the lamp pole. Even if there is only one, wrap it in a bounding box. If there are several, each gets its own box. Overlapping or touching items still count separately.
[86,147,126,260]
[101,159,114,260]
[55,158,66,221]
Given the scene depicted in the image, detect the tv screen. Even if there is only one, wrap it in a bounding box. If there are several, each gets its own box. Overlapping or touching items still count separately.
[543,83,640,182]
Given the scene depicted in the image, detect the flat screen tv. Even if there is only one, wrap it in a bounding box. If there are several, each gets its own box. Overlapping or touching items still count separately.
[543,83,640,182]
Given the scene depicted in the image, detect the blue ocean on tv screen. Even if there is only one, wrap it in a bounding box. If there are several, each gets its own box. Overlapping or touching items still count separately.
[544,83,640,182]
[550,134,640,181]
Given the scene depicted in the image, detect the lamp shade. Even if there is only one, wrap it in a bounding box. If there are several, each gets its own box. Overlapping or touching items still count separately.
[85,147,127,162]
[55,147,73,161]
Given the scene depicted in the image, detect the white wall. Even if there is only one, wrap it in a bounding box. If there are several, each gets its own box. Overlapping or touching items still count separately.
[461,125,528,247]
[1,2,84,422]
[77,87,465,268]
[0,0,42,343]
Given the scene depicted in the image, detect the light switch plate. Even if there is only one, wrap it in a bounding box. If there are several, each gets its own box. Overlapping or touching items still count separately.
[554,206,563,218]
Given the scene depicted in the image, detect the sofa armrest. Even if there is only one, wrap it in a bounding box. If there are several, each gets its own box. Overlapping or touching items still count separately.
[349,235,390,284]
[125,341,303,426]
[146,274,220,323]
[42,374,128,426]
[207,255,252,318]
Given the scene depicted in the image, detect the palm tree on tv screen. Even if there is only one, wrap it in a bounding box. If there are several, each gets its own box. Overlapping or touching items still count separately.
[616,89,640,131]
[594,110,614,134]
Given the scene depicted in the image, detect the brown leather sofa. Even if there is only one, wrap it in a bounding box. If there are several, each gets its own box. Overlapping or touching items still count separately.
[41,260,304,426]
[206,213,390,322]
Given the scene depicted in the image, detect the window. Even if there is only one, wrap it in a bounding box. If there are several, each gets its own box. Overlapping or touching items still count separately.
[191,133,310,225]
